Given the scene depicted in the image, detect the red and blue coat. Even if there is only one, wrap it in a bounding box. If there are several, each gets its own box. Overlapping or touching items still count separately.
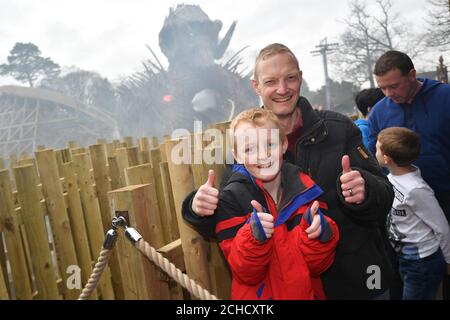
[215,162,339,300]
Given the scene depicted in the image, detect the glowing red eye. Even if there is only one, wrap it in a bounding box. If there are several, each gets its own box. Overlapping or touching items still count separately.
[162,95,173,103]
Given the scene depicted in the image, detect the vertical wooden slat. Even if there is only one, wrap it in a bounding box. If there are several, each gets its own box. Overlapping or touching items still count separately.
[89,144,124,298]
[125,164,171,244]
[151,136,159,148]
[138,137,150,164]
[149,149,172,244]
[67,141,79,149]
[115,147,139,188]
[123,136,134,148]
[72,153,115,300]
[0,170,33,300]
[35,149,80,299]
[164,138,212,294]
[159,162,180,241]
[14,165,60,299]
[0,259,8,299]
[59,163,97,299]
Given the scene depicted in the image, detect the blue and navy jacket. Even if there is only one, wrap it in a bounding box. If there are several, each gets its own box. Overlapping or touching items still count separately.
[215,162,339,300]
[368,78,450,195]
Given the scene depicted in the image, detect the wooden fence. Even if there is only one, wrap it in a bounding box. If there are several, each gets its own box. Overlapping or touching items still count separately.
[0,121,232,300]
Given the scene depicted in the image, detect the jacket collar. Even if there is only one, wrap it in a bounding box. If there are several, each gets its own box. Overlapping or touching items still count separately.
[297,97,328,146]
[230,162,313,210]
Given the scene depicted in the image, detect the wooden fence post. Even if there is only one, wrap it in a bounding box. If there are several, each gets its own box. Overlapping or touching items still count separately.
[0,169,33,300]
[35,149,80,300]
[14,164,60,299]
[108,184,171,299]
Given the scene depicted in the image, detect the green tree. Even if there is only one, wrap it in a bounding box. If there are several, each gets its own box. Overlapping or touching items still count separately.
[0,42,60,87]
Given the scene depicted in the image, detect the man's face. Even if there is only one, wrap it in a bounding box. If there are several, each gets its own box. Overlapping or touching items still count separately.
[375,68,417,104]
[233,120,287,182]
[252,53,302,117]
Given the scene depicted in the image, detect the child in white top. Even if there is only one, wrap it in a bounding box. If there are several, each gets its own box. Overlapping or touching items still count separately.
[376,127,450,300]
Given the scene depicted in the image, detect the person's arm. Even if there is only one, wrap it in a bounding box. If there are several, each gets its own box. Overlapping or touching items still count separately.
[367,109,380,155]
[336,119,394,222]
[181,190,217,238]
[409,188,450,263]
[298,203,339,277]
[216,191,273,285]
[181,165,234,239]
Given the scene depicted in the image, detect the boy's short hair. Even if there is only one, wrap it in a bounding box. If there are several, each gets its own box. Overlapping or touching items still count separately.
[374,50,415,76]
[355,88,385,116]
[230,107,286,152]
[377,127,420,167]
[254,43,299,80]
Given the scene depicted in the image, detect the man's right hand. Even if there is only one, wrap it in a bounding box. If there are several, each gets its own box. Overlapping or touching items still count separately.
[192,170,219,216]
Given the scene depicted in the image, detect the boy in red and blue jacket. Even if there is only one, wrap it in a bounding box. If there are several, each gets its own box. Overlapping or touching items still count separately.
[216,107,339,300]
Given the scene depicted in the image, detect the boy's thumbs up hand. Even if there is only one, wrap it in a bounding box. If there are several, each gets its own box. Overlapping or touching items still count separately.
[192,170,219,217]
[339,155,366,204]
[250,200,274,240]
[305,201,322,239]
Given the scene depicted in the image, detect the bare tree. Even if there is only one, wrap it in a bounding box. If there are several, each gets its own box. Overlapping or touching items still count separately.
[40,69,117,113]
[425,0,450,47]
[332,0,425,87]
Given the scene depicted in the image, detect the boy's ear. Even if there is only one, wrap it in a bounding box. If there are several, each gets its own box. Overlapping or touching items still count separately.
[252,79,260,95]
[383,154,392,165]
[231,147,238,161]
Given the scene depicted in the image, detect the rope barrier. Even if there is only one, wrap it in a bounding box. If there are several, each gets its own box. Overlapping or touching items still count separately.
[78,248,113,300]
[78,216,218,300]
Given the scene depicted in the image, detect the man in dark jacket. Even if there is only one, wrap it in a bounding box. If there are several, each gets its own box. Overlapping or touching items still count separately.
[182,43,394,299]
[368,50,450,299]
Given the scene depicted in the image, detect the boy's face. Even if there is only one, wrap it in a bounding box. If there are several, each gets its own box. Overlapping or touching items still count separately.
[375,140,386,167]
[252,53,302,118]
[233,119,287,182]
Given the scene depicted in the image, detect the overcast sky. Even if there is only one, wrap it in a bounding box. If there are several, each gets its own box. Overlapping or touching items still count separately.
[0,0,432,90]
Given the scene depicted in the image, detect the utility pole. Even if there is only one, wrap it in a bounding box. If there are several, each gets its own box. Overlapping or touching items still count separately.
[311,38,338,110]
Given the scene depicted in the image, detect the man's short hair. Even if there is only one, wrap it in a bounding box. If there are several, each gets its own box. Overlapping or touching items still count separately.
[374,50,415,76]
[230,107,286,152]
[355,88,385,116]
[377,127,420,167]
[254,43,299,80]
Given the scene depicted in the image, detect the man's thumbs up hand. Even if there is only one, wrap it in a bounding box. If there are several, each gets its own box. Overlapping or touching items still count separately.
[340,155,365,204]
